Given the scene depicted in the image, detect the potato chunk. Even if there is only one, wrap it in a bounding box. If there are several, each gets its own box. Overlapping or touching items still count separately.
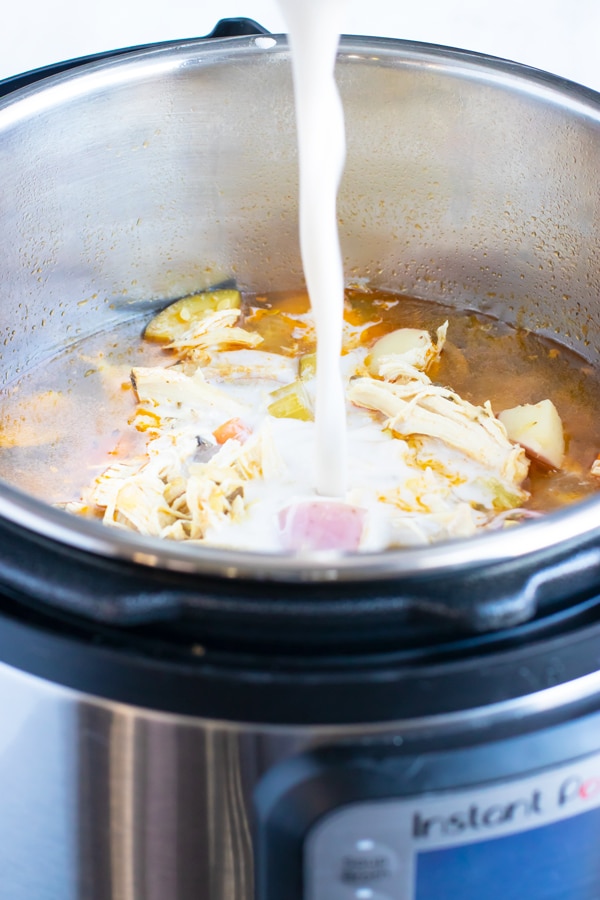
[367,323,447,380]
[498,399,565,469]
[144,290,241,342]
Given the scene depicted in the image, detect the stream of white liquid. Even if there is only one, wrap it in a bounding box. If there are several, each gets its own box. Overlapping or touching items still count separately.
[277,0,349,498]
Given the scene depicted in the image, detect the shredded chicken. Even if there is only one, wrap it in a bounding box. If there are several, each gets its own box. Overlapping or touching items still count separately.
[70,298,534,551]
[165,309,263,352]
[347,377,528,486]
[130,366,249,438]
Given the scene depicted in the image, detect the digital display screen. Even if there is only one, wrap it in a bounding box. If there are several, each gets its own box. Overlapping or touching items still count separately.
[416,804,600,900]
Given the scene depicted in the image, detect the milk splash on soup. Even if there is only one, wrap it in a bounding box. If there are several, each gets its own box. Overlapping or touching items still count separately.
[277,0,349,498]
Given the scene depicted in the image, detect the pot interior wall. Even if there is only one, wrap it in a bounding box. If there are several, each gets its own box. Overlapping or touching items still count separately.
[1,36,600,390]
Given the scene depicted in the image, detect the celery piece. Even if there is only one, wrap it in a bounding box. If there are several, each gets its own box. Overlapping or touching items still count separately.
[476,477,528,511]
[144,290,241,342]
[298,352,317,380]
[267,380,314,421]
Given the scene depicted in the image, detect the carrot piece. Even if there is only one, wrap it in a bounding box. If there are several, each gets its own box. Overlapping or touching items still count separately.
[213,417,252,444]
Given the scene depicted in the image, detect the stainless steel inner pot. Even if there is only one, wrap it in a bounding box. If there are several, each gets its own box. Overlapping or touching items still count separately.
[2,33,600,593]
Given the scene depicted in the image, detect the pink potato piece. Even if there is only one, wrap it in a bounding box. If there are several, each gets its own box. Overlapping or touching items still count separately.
[278,501,366,552]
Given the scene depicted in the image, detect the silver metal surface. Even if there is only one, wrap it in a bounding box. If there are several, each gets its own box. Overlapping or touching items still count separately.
[2,656,600,899]
[2,34,600,586]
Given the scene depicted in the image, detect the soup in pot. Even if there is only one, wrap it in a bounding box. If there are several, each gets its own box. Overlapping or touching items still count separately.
[1,286,599,554]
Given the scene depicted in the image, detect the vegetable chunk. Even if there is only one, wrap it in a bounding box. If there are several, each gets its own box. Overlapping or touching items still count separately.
[498,399,565,469]
[367,322,447,381]
[144,290,242,342]
[267,380,314,421]
[279,500,366,552]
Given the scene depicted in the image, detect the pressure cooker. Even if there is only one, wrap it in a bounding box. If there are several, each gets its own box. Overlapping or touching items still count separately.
[2,17,600,900]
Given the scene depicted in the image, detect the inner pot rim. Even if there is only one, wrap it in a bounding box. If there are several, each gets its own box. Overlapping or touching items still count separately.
[1,480,599,584]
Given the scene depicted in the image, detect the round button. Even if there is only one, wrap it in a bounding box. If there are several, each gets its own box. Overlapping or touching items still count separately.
[354,889,394,900]
[340,838,398,885]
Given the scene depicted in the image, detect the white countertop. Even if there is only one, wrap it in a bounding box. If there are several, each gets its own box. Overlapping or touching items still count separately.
[2,0,600,92]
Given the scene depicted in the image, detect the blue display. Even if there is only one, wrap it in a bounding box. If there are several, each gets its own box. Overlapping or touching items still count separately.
[416,804,600,899]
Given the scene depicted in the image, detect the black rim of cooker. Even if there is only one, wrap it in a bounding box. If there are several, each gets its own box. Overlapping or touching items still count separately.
[2,575,600,726]
[1,511,600,644]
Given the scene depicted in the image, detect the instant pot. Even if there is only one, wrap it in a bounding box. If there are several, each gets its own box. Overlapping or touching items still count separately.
[3,17,600,900]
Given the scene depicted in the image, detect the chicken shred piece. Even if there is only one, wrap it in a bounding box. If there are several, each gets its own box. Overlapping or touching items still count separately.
[347,376,528,486]
[131,365,248,431]
[164,309,263,351]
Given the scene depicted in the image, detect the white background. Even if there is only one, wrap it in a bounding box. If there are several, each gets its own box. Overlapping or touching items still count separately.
[2,0,600,92]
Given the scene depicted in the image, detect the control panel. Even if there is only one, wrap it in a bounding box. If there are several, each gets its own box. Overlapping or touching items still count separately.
[304,760,600,899]
[254,709,600,900]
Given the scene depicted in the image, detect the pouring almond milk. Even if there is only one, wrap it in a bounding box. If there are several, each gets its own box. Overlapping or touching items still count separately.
[276,0,349,500]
